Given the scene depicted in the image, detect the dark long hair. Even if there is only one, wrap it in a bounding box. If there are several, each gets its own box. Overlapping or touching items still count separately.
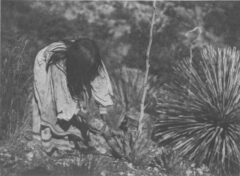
[46,38,102,100]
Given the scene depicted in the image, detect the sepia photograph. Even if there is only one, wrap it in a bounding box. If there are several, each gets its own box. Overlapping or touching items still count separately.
[1,0,240,175]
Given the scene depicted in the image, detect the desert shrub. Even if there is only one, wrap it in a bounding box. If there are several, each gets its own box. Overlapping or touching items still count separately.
[1,37,35,138]
[155,45,240,175]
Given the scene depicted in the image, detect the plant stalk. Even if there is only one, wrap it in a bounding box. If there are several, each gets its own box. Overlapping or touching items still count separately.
[138,0,156,133]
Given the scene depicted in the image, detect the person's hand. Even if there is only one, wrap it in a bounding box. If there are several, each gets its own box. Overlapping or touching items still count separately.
[108,128,124,138]
[99,114,124,138]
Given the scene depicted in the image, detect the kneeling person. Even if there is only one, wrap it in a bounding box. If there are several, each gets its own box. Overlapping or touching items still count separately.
[32,38,115,152]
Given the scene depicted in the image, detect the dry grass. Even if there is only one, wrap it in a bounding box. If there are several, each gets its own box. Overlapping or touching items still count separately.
[1,37,34,138]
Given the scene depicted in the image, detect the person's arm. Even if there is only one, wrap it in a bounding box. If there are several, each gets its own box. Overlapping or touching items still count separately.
[90,63,124,137]
[91,62,114,115]
[51,61,79,121]
[35,42,78,122]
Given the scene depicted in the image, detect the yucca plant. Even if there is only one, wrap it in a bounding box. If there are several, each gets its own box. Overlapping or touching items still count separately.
[155,45,240,175]
[101,66,160,165]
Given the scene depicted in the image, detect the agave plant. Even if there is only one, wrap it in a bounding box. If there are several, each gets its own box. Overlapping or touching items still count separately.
[155,45,240,175]
[101,66,160,165]
[110,66,161,119]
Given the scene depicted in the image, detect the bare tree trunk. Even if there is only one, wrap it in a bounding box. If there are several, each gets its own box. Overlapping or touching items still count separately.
[138,0,156,134]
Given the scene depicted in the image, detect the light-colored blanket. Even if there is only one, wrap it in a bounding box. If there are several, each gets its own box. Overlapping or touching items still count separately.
[32,42,113,151]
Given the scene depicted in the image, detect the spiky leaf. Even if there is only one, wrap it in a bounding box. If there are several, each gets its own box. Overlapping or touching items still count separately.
[155,46,240,175]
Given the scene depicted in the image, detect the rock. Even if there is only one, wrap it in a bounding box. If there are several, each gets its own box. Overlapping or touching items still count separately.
[186,169,192,176]
[100,170,107,176]
[26,152,34,161]
[196,168,204,175]
[127,173,135,176]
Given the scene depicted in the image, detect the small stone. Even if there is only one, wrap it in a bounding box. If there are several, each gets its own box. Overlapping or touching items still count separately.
[186,169,192,176]
[96,147,107,154]
[26,152,34,161]
[147,167,152,170]
[191,163,196,167]
[126,162,134,169]
[196,168,203,175]
[100,170,107,176]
